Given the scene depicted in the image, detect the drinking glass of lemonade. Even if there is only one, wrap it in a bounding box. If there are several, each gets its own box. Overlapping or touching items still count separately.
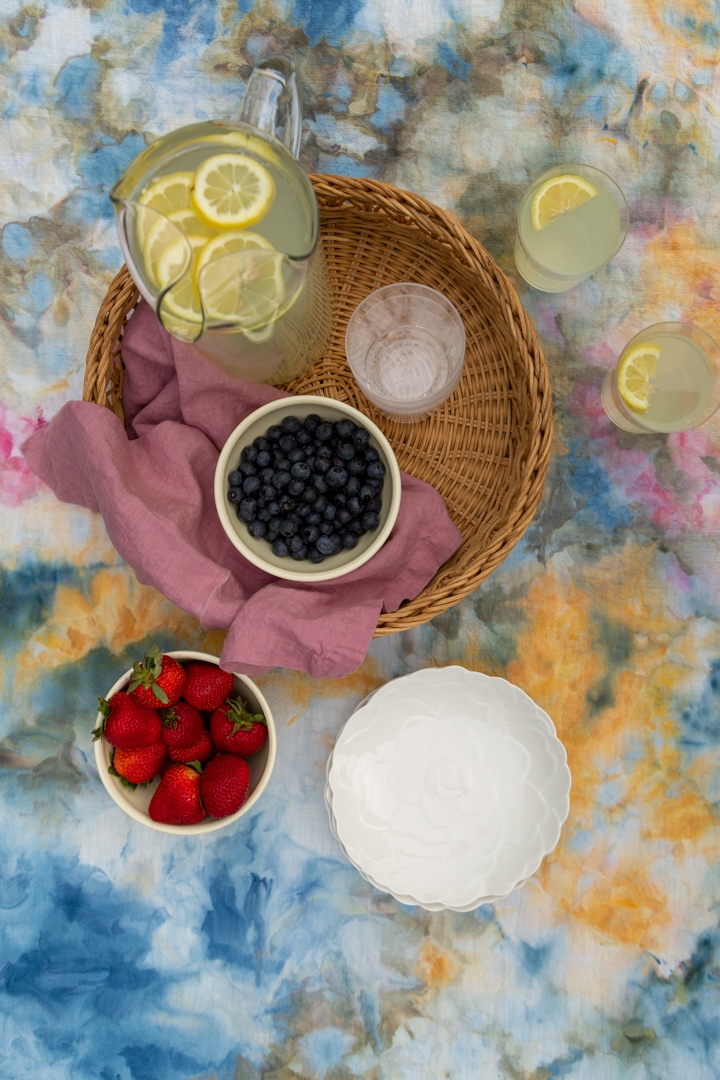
[602,322,720,434]
[514,164,629,292]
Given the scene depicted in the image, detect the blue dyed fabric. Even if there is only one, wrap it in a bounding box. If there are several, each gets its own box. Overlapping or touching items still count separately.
[2,2,720,1078]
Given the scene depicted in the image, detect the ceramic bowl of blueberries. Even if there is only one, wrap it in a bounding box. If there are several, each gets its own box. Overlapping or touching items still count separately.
[215,396,402,582]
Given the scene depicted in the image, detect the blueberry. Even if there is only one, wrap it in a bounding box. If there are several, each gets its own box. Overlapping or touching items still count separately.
[305,455,316,472]
[364,447,379,462]
[329,534,342,554]
[274,455,291,471]
[291,462,310,481]
[239,496,257,516]
[358,484,375,502]
[362,511,380,530]
[308,546,325,564]
[289,534,305,552]
[267,425,282,442]
[241,445,258,462]
[334,492,348,507]
[302,524,320,544]
[288,447,305,464]
[288,479,304,497]
[253,436,271,452]
[352,428,370,449]
[278,434,296,453]
[228,470,243,487]
[315,444,333,460]
[268,516,282,532]
[319,522,334,536]
[302,486,318,504]
[267,500,281,516]
[326,467,348,488]
[240,461,257,477]
[336,507,352,526]
[349,518,367,536]
[323,503,337,521]
[346,496,362,516]
[248,519,267,538]
[227,488,244,503]
[243,475,261,494]
[309,475,326,494]
[279,519,299,537]
[347,458,366,477]
[345,477,361,497]
[281,415,301,433]
[340,530,358,549]
[274,471,291,489]
[367,477,383,492]
[304,414,321,433]
[266,529,279,543]
[259,467,275,484]
[316,422,335,442]
[313,457,330,474]
[336,442,355,461]
[278,494,297,513]
[260,484,277,501]
[335,418,357,438]
[256,450,271,469]
[291,545,309,561]
[296,429,312,446]
[313,495,328,513]
[307,512,322,526]
[272,538,289,557]
[316,534,335,555]
[366,460,385,480]
[286,512,301,524]
[366,496,382,514]
[256,507,273,522]
[297,502,313,518]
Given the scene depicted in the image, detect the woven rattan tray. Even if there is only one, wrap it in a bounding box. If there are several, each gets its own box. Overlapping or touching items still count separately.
[83,175,552,636]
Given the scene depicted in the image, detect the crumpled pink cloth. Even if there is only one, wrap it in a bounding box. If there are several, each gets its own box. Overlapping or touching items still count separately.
[22,301,462,679]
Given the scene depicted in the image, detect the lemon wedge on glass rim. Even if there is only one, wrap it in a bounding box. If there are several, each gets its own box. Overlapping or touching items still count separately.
[192,153,275,229]
[617,342,661,413]
[532,174,598,230]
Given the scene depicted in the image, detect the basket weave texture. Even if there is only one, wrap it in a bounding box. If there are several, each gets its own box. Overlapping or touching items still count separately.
[83,175,552,637]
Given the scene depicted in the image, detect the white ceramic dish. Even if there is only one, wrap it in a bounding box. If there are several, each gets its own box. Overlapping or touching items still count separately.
[214,395,402,582]
[93,650,276,835]
[326,666,571,910]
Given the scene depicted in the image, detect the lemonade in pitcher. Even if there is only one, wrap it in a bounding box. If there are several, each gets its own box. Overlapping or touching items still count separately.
[111,56,332,383]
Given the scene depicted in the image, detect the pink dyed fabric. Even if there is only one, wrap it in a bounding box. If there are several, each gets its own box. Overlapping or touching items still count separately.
[22,301,462,678]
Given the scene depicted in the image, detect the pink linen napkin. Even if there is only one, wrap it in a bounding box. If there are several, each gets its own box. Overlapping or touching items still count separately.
[22,301,462,679]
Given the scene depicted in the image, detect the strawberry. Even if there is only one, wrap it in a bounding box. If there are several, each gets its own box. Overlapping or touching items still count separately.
[127,646,186,709]
[110,743,167,788]
[168,727,214,766]
[149,763,206,825]
[93,692,162,749]
[161,701,204,748]
[210,697,267,757]
[182,662,235,711]
[200,754,250,818]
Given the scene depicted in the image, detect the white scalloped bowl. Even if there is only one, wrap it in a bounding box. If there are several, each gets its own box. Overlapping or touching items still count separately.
[326,666,571,910]
[93,650,277,835]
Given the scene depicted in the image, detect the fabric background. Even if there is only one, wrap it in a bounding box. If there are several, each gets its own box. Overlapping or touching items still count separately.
[2,2,720,1078]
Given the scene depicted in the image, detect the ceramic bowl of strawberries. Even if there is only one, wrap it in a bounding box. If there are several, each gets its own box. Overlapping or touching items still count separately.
[92,648,276,834]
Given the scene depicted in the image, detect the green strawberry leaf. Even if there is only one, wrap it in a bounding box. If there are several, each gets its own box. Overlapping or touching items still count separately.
[162,707,178,730]
[151,683,169,704]
[91,726,103,741]
[188,760,203,774]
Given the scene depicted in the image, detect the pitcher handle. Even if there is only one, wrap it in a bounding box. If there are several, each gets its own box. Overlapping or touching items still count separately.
[239,55,302,159]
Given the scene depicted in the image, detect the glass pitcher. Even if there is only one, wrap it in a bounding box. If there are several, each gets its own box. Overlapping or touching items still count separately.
[110,55,333,384]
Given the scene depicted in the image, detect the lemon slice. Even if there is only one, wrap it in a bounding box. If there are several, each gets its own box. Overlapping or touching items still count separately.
[532,174,598,231]
[139,172,194,215]
[618,342,661,413]
[191,154,275,229]
[142,215,190,288]
[196,235,285,328]
[167,207,217,242]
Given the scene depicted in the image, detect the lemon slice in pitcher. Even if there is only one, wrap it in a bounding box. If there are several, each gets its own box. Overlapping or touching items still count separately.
[192,154,275,229]
[532,174,598,230]
[618,342,661,413]
[196,230,284,327]
[139,172,194,215]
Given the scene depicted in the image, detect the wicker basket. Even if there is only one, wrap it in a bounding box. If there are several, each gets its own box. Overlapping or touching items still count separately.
[83,175,552,637]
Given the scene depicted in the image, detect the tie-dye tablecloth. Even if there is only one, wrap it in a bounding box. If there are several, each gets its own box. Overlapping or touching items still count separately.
[2,3,720,1078]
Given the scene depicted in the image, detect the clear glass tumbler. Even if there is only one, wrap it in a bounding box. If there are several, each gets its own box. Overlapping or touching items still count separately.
[514,164,629,293]
[601,322,720,433]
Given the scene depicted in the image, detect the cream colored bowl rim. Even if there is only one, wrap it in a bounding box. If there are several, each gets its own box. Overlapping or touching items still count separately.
[214,395,402,583]
[93,650,277,835]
